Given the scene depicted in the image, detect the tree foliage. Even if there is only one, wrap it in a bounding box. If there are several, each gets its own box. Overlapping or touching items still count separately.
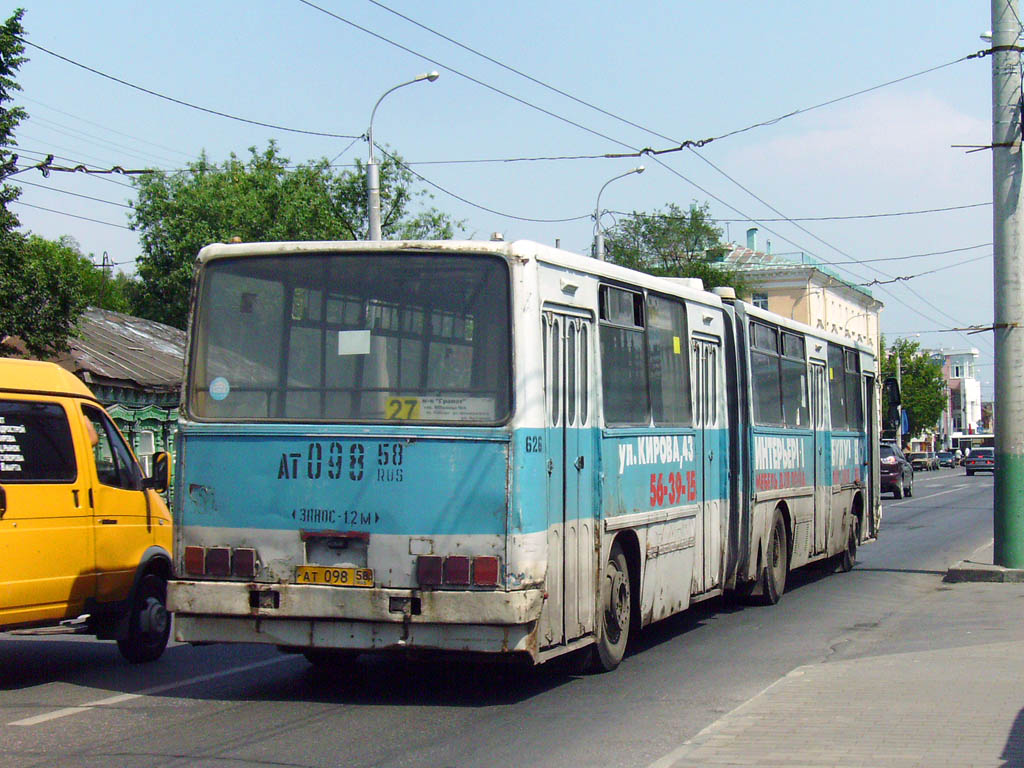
[1,236,92,356]
[880,336,946,440]
[603,202,748,294]
[0,8,25,241]
[129,142,461,329]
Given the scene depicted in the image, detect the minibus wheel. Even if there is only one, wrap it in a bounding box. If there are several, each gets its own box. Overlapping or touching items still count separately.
[117,573,171,663]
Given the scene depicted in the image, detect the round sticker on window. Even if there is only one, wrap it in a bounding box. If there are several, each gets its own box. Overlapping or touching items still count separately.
[209,377,230,401]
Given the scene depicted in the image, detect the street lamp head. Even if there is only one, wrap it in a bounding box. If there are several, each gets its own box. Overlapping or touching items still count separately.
[634,165,645,175]
[417,71,441,83]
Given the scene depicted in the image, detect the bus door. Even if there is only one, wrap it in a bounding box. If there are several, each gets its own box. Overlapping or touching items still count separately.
[863,374,878,536]
[810,362,830,553]
[540,311,596,648]
[692,337,722,592]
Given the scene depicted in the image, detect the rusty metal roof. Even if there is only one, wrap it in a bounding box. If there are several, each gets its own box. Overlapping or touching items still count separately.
[54,308,186,393]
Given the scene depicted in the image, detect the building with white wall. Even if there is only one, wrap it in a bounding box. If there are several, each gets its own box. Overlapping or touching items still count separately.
[931,347,984,448]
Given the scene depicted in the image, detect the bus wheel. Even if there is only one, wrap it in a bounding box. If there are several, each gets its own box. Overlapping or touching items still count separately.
[117,573,171,664]
[837,517,859,573]
[759,510,788,605]
[593,540,631,671]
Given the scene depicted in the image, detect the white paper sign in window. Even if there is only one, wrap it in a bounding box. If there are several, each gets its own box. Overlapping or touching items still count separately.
[337,330,372,356]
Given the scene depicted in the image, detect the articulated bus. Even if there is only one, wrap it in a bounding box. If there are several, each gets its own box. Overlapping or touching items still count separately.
[168,239,880,670]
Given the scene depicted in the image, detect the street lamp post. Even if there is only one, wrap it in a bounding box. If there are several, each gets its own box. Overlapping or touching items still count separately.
[593,166,644,260]
[366,71,440,241]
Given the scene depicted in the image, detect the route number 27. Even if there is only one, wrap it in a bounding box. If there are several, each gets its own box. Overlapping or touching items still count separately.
[385,398,421,420]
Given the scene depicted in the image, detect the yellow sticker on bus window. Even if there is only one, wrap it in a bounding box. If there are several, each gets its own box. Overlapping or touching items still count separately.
[673,335,681,355]
[385,397,421,420]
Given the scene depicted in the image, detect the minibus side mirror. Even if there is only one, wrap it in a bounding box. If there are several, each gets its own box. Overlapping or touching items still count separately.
[144,451,171,493]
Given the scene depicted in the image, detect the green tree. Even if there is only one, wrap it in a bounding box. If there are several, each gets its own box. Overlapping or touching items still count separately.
[880,336,946,440]
[1,235,90,356]
[129,141,461,329]
[0,8,25,241]
[603,202,748,294]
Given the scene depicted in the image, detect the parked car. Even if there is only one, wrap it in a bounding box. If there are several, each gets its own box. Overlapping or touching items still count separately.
[964,447,995,476]
[880,442,914,498]
[0,359,173,662]
[908,451,939,471]
[937,451,955,468]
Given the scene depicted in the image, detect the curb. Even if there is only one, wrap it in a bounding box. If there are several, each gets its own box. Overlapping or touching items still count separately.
[944,559,1024,583]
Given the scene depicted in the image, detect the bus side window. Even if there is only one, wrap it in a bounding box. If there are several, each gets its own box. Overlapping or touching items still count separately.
[647,293,691,426]
[599,286,649,426]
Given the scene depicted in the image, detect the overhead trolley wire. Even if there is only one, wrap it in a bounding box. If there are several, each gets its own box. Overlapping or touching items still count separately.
[375,144,590,223]
[354,0,983,158]
[294,0,636,150]
[12,200,131,229]
[11,177,131,208]
[17,37,362,140]
[610,202,992,223]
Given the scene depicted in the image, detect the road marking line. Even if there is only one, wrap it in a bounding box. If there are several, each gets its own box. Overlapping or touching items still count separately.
[10,655,292,727]
[887,484,972,507]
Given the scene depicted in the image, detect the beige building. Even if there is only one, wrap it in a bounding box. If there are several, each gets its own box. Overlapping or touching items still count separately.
[721,230,883,351]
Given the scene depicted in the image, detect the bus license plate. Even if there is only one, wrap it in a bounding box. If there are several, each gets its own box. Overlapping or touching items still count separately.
[296,566,374,587]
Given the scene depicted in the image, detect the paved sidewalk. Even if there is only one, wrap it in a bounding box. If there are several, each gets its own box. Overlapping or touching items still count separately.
[652,639,1024,768]
[649,541,1024,768]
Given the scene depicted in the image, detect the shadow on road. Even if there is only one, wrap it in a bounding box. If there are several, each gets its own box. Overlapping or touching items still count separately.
[1001,707,1024,767]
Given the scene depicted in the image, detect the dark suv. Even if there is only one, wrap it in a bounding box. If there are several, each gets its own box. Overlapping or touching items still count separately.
[880,442,914,498]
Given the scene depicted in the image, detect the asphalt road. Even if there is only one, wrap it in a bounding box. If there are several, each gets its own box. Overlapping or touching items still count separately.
[0,467,995,768]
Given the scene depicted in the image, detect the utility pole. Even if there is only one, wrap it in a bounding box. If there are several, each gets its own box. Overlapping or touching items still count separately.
[992,0,1024,568]
[895,352,902,448]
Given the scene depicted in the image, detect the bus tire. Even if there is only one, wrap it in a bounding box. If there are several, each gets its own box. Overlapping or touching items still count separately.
[593,540,631,671]
[837,516,859,573]
[117,573,171,664]
[758,510,788,605]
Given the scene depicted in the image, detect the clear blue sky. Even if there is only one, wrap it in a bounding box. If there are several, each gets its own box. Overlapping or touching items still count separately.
[5,1,998,396]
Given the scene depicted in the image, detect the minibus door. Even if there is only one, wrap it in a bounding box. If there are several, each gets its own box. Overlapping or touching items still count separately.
[539,311,595,648]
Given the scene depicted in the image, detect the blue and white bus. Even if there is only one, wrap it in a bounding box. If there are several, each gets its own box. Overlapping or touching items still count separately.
[168,239,880,670]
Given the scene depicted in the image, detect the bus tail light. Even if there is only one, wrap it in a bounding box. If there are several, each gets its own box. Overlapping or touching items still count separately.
[417,555,443,586]
[473,556,500,586]
[232,548,257,578]
[184,546,206,576]
[416,555,500,587]
[206,547,231,577]
[443,556,471,585]
[182,545,259,579]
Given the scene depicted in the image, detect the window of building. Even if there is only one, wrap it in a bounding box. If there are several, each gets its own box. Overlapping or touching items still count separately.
[752,292,769,310]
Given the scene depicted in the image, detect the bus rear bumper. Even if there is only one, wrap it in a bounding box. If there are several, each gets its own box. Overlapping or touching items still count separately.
[169,581,545,657]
